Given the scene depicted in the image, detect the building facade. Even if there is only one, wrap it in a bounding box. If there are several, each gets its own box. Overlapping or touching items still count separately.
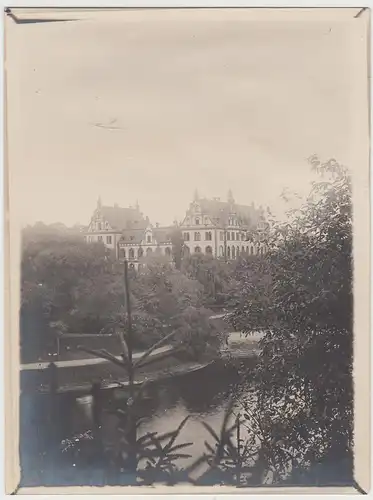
[85,191,268,266]
[85,198,174,269]
[180,190,268,260]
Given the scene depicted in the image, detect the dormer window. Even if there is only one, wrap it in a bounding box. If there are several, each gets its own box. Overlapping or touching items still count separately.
[147,235,151,243]
[195,218,200,225]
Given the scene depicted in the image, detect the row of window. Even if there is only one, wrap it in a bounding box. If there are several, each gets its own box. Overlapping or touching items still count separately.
[121,246,172,260]
[93,221,110,231]
[184,244,265,257]
[183,231,248,242]
[185,217,240,227]
[221,245,265,258]
[222,231,246,241]
[87,235,113,244]
[183,231,213,241]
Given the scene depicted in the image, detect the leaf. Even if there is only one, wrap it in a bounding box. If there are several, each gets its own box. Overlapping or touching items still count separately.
[201,421,221,443]
[164,415,191,452]
[137,432,158,446]
[167,453,192,460]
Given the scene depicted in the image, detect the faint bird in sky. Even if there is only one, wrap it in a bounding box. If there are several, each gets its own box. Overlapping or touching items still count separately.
[91,118,125,131]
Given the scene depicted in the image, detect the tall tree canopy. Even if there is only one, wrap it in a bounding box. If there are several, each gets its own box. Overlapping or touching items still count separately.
[21,228,221,361]
[231,157,353,484]
[181,253,239,307]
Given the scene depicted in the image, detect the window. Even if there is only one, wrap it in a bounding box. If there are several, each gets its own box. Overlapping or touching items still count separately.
[106,235,112,244]
[231,232,235,241]
[147,235,151,243]
[98,222,102,230]
[138,247,144,258]
[219,245,224,257]
[227,232,231,241]
[195,218,200,225]
[98,235,103,242]
[129,248,135,259]
[227,246,231,258]
[241,233,245,241]
[146,247,153,255]
[237,246,240,257]
[194,232,201,241]
[206,246,213,254]
[183,232,190,241]
[220,232,224,241]
[130,236,134,241]
[205,231,212,241]
[121,249,126,259]
[195,246,201,253]
[165,247,172,257]
[232,246,236,258]
[236,233,240,240]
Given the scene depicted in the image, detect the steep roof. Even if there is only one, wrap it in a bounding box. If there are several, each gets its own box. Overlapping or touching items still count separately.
[189,198,264,228]
[153,227,173,245]
[119,228,146,244]
[100,206,147,231]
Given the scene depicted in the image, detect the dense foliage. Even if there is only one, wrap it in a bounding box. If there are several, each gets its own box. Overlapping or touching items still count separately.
[230,157,353,484]
[181,253,239,307]
[20,231,223,361]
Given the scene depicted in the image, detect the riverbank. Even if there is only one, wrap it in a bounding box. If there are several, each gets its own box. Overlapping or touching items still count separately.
[20,348,217,395]
[21,329,262,395]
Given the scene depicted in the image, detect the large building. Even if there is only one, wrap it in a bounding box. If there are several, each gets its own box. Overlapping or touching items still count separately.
[180,190,267,259]
[85,197,174,268]
[85,191,268,267]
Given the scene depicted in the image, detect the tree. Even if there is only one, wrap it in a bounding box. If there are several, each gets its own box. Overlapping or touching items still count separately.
[230,157,353,484]
[21,226,113,361]
[181,253,239,307]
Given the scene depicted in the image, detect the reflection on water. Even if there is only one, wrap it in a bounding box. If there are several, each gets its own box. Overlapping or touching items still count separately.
[20,358,257,486]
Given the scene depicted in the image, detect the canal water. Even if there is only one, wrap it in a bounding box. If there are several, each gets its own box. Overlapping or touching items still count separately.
[20,357,258,487]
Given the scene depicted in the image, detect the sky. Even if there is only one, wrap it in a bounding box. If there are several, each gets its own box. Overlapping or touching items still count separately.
[6,8,364,228]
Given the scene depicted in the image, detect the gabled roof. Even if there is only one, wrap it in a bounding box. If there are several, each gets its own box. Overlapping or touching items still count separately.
[187,198,264,228]
[100,205,147,231]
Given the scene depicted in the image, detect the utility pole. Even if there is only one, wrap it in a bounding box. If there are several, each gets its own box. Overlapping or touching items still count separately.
[123,260,134,394]
[123,259,137,472]
[224,224,228,263]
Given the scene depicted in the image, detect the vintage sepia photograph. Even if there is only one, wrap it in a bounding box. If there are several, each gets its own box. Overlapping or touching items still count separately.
[4,6,370,493]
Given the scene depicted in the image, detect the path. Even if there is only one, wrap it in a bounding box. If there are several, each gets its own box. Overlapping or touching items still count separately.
[21,345,173,371]
[21,311,259,372]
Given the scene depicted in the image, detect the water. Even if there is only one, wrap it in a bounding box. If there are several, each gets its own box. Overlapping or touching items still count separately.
[20,357,257,486]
